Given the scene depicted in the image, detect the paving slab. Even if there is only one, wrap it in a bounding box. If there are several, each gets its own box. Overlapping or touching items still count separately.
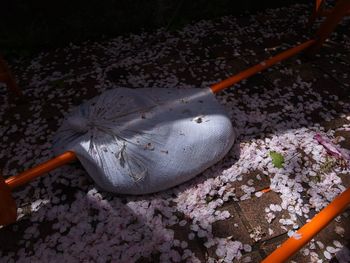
[239,191,293,242]
[234,250,263,263]
[227,169,270,199]
[212,202,253,245]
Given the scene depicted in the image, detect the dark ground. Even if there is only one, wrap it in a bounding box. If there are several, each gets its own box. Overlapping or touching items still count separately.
[0,0,308,58]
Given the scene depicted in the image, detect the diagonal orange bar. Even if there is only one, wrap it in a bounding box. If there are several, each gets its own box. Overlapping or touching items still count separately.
[307,0,350,54]
[5,151,76,190]
[315,0,323,10]
[262,187,350,263]
[210,39,316,94]
[2,39,318,191]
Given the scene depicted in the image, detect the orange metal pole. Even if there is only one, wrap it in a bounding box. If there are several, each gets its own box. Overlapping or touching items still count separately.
[5,151,76,190]
[2,41,318,192]
[1,40,318,190]
[308,0,325,26]
[210,39,317,94]
[261,188,271,194]
[315,0,324,10]
[307,0,350,54]
[262,187,350,263]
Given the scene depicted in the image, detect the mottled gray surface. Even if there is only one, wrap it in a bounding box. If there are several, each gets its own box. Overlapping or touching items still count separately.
[53,88,235,194]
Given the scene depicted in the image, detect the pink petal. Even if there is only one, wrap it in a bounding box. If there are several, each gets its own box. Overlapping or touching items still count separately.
[313,133,347,160]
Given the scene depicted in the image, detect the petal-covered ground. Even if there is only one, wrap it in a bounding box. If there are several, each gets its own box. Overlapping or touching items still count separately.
[1,3,350,263]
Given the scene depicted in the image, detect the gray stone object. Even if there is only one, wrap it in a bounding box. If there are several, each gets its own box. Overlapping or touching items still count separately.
[53,87,236,194]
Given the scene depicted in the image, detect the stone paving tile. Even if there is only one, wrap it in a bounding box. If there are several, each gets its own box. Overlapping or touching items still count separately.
[170,223,207,262]
[234,250,263,263]
[238,191,298,242]
[227,169,270,199]
[335,130,350,151]
[212,202,253,245]
[321,116,350,132]
[339,173,350,190]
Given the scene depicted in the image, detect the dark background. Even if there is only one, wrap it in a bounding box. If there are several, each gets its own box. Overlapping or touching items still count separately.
[0,0,309,57]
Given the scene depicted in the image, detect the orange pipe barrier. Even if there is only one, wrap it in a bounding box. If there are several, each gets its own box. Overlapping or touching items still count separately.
[315,0,323,10]
[5,151,76,190]
[210,39,316,93]
[2,40,318,191]
[310,0,350,20]
[261,188,271,194]
[307,0,325,26]
[307,0,350,54]
[262,187,350,263]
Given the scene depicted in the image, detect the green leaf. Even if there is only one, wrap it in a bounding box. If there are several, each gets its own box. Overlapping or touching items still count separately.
[269,151,285,168]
